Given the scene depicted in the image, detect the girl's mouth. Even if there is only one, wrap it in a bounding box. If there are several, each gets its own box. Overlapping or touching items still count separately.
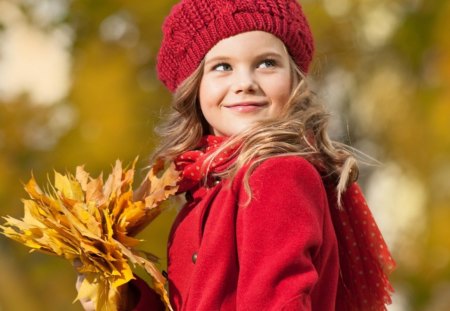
[224,102,267,113]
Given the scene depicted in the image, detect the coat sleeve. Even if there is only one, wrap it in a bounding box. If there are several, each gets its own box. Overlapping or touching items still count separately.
[129,276,166,311]
[235,156,327,310]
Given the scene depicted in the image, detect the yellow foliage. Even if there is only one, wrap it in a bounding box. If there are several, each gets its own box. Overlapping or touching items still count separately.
[0,159,179,311]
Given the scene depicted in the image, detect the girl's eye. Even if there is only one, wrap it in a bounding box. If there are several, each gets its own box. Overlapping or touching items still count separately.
[213,63,232,71]
[258,59,276,69]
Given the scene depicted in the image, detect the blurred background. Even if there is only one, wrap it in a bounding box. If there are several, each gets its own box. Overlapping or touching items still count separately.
[0,0,449,310]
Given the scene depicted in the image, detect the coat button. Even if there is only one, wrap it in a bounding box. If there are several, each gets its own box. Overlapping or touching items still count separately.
[192,252,198,264]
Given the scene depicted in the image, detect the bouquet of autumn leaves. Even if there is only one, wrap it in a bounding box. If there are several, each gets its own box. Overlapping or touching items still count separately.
[0,159,179,311]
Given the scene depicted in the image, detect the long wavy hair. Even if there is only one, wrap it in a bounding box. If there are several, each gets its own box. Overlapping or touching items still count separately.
[152,55,359,202]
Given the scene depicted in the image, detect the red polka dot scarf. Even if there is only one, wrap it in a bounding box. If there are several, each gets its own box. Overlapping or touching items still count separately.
[174,135,396,310]
[174,135,240,193]
[327,183,396,311]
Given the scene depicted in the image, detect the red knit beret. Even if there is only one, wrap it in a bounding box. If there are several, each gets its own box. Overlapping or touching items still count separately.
[157,0,314,92]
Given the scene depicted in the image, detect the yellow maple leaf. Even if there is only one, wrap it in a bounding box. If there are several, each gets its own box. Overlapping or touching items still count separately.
[0,158,179,311]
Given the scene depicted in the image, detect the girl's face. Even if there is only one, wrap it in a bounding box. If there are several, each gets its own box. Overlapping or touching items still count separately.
[199,31,294,137]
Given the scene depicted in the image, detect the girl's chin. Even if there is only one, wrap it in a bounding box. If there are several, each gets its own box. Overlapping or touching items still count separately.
[213,124,255,137]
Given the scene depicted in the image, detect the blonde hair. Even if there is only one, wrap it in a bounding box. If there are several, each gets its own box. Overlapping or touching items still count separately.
[152,56,359,203]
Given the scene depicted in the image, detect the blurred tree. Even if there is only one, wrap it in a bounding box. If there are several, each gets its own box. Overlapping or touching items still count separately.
[0,0,449,310]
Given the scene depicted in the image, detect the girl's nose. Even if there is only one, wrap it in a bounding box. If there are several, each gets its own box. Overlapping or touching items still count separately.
[232,71,258,94]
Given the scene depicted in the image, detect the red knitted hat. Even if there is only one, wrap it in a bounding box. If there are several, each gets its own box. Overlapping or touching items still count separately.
[157,0,314,92]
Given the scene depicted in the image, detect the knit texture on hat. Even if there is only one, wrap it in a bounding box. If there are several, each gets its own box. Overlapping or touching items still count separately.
[157,0,314,92]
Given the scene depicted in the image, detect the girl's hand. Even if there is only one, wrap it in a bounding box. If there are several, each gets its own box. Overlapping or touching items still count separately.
[73,259,95,311]
[75,273,95,311]
[73,259,138,311]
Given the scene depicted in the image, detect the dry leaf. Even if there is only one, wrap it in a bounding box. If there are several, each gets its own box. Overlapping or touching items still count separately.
[0,159,180,311]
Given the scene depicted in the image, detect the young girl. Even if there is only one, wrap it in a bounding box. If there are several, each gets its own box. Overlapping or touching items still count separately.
[78,0,396,310]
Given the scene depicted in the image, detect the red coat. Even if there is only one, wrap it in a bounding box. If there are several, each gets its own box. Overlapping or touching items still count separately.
[133,156,339,310]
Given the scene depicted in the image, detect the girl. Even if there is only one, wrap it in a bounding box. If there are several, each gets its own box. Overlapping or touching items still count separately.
[78,0,396,310]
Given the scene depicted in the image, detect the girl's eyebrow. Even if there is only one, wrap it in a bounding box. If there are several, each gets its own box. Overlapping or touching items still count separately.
[256,51,285,59]
[204,56,232,66]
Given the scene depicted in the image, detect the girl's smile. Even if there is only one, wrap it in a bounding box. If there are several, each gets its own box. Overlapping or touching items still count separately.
[223,101,269,113]
[199,31,293,137]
